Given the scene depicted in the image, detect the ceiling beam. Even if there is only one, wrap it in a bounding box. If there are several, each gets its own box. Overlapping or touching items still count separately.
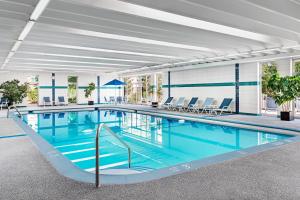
[63,0,282,44]
[1,0,51,69]
[34,24,218,52]
[184,0,300,41]
[243,0,300,21]
[24,41,183,59]
[119,47,300,75]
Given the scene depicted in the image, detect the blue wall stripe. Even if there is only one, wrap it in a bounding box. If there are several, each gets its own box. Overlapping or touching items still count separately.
[78,86,121,89]
[97,76,100,104]
[162,81,258,88]
[39,86,121,89]
[235,63,240,114]
[39,86,68,89]
[168,71,171,98]
[51,73,55,105]
[40,82,258,89]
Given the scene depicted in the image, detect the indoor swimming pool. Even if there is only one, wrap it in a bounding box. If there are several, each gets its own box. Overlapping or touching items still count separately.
[22,109,291,173]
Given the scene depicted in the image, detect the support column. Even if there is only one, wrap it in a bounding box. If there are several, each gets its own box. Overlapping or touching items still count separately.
[256,62,262,115]
[289,58,295,113]
[235,64,240,114]
[97,76,100,104]
[168,71,171,98]
[51,73,55,105]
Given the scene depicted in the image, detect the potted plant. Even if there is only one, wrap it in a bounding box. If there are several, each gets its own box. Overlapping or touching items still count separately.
[0,79,28,106]
[267,73,300,121]
[84,82,96,105]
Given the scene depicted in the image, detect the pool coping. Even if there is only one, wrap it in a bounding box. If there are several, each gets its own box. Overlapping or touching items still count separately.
[13,107,300,185]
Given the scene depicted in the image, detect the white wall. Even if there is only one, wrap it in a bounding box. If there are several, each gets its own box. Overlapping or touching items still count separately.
[276,59,292,76]
[239,62,260,114]
[0,71,121,105]
[55,73,68,103]
[77,74,98,104]
[163,62,261,114]
[38,73,53,105]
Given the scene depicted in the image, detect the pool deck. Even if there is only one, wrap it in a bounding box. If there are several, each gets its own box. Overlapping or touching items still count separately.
[1,105,300,199]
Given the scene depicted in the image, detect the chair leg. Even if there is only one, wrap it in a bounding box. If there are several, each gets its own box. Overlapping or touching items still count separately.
[219,110,223,116]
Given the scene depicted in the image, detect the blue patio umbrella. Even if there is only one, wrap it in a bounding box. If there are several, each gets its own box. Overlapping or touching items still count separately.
[103,79,126,86]
[103,79,126,104]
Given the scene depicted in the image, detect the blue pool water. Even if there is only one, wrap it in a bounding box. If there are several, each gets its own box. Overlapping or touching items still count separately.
[23,110,291,173]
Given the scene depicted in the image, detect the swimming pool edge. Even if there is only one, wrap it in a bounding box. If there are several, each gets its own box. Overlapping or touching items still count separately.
[13,108,300,185]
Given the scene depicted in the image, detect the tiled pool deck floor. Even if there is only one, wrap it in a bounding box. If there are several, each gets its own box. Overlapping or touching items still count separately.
[1,105,300,200]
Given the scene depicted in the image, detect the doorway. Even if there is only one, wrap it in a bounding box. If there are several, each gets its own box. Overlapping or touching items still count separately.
[27,75,39,105]
[68,76,77,104]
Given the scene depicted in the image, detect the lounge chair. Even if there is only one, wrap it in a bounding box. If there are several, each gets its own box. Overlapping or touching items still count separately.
[266,97,277,112]
[56,96,67,106]
[123,97,127,104]
[109,96,115,103]
[43,97,52,107]
[0,97,9,110]
[43,113,51,119]
[161,97,174,109]
[58,112,65,118]
[116,96,122,104]
[104,97,109,104]
[184,97,198,112]
[171,97,185,111]
[207,98,233,115]
[194,98,215,113]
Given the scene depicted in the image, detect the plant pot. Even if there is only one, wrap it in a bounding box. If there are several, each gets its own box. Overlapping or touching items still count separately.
[88,100,94,105]
[151,102,158,108]
[280,111,294,121]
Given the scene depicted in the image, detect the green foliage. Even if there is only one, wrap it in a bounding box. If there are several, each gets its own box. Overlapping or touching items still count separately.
[267,74,300,111]
[68,76,77,83]
[262,62,278,96]
[27,87,38,103]
[68,76,77,103]
[84,82,96,98]
[68,97,77,103]
[295,62,300,76]
[0,79,28,104]
[124,74,164,103]
[157,74,163,102]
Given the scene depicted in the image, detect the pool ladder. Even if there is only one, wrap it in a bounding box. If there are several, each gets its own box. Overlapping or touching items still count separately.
[95,123,132,187]
[7,105,22,118]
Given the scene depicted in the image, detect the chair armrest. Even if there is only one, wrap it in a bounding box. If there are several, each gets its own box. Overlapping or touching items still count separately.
[204,105,217,109]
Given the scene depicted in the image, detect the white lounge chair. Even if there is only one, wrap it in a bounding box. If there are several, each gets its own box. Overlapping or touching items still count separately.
[171,97,185,111]
[205,98,233,115]
[161,97,174,110]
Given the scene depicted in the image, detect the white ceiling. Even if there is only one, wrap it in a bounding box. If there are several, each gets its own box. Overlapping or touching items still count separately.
[1,0,300,74]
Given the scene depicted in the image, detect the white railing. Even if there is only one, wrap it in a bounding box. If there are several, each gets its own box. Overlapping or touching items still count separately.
[95,123,131,187]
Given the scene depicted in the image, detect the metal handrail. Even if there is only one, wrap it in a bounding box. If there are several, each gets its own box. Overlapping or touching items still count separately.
[95,123,131,187]
[7,105,22,118]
